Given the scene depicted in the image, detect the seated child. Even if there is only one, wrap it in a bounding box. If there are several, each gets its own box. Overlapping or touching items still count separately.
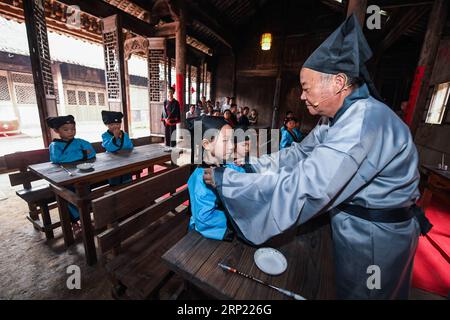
[47,115,96,233]
[101,110,134,186]
[187,116,251,241]
[280,117,302,149]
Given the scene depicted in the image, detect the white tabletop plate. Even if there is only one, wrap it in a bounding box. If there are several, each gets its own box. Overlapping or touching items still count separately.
[254,247,287,276]
[76,163,94,171]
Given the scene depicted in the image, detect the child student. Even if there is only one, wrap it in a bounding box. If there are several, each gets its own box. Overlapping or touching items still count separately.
[101,110,134,186]
[187,116,251,241]
[47,115,96,232]
[280,117,302,149]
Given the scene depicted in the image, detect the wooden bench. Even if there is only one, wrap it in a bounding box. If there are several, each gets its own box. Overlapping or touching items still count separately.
[4,149,59,239]
[91,165,191,299]
[3,137,169,241]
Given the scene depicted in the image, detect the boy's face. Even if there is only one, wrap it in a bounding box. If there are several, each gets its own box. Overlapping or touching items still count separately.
[286,120,296,130]
[107,123,121,131]
[235,140,250,161]
[54,123,76,140]
[203,124,234,162]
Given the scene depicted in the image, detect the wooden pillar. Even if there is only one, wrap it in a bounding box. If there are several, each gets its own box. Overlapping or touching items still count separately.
[231,51,237,98]
[101,15,129,132]
[406,0,448,136]
[346,0,368,26]
[271,1,289,129]
[187,64,191,106]
[123,57,132,136]
[196,64,201,103]
[23,0,58,147]
[52,63,66,116]
[168,56,172,87]
[175,4,186,124]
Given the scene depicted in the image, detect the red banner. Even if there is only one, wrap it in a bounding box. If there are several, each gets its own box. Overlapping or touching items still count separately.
[176,73,184,112]
[405,65,426,126]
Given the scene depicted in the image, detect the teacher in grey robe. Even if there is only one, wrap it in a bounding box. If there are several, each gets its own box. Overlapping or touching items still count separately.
[203,14,432,300]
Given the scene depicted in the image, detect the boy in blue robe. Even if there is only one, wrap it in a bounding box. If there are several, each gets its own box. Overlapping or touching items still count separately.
[280,117,302,149]
[47,115,96,232]
[101,110,134,186]
[187,116,249,241]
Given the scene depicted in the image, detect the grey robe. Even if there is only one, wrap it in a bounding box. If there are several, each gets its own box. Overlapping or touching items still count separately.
[213,87,420,299]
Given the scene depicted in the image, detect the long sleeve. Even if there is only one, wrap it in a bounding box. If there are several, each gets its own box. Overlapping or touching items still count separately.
[188,168,228,240]
[122,132,134,150]
[79,139,96,159]
[213,112,381,245]
[49,143,62,164]
[102,132,119,152]
[279,130,292,149]
[102,132,133,152]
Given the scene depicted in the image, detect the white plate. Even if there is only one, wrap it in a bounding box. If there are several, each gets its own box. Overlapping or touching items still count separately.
[254,247,287,276]
[76,163,94,171]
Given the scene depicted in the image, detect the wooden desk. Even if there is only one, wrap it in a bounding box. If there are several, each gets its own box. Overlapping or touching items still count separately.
[29,144,172,265]
[162,216,336,300]
[421,164,450,210]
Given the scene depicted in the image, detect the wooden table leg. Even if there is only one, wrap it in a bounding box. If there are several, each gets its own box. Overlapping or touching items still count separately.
[40,202,54,240]
[55,195,74,247]
[75,183,97,266]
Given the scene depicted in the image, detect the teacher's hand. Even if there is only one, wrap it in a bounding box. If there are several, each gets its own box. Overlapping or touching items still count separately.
[203,168,216,188]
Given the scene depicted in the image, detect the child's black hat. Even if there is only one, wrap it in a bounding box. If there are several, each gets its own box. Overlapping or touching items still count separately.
[187,115,229,137]
[102,110,123,124]
[46,115,75,129]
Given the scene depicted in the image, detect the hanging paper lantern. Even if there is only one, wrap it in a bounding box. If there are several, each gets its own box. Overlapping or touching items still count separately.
[260,33,272,51]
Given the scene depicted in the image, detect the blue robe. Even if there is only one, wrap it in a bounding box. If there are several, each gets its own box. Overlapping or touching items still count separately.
[49,138,96,222]
[49,138,96,164]
[213,84,421,299]
[280,127,302,149]
[188,163,245,241]
[101,130,134,186]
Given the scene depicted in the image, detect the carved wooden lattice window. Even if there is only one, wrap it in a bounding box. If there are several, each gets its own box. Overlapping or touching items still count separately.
[0,76,10,101]
[103,30,121,102]
[15,85,37,104]
[102,15,124,108]
[78,91,87,105]
[148,49,165,103]
[67,90,77,105]
[97,92,105,106]
[88,91,97,105]
[32,0,55,98]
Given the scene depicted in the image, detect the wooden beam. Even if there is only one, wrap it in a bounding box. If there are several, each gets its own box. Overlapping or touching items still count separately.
[186,0,235,48]
[406,0,448,136]
[376,7,428,56]
[153,21,179,37]
[346,0,368,26]
[379,1,434,9]
[58,0,155,37]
